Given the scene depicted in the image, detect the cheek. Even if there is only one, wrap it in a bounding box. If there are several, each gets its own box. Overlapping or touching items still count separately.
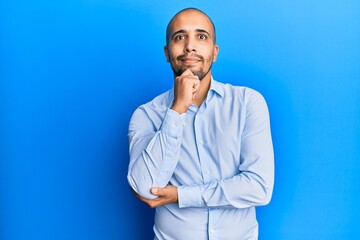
[169,46,184,58]
[205,55,214,64]
[199,46,215,61]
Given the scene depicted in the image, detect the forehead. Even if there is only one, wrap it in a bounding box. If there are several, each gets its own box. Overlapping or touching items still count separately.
[170,10,214,34]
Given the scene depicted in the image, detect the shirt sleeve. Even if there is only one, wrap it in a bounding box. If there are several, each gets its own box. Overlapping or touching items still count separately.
[127,107,186,199]
[178,90,274,209]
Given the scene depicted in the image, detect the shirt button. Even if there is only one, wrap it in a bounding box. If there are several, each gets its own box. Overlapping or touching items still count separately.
[204,169,209,175]
[199,140,204,145]
[210,229,215,234]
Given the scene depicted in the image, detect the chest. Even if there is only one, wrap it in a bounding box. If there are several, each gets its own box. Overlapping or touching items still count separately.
[177,103,246,182]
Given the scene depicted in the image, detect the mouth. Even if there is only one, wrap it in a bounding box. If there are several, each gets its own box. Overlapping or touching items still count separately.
[181,58,201,65]
[177,54,204,65]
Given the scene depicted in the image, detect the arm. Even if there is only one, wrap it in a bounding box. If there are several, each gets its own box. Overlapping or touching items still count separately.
[127,69,200,199]
[127,107,185,199]
[178,91,274,208]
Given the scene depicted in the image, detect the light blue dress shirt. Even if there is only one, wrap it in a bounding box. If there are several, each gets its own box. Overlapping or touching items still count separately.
[128,78,274,240]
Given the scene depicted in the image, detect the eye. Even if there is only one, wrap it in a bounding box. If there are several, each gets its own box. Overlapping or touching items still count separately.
[175,35,185,41]
[198,34,207,40]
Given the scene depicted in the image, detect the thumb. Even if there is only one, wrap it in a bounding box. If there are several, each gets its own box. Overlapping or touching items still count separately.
[151,187,160,195]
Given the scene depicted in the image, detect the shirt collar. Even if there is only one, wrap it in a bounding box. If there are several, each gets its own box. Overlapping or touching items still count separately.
[209,76,224,98]
[167,76,224,108]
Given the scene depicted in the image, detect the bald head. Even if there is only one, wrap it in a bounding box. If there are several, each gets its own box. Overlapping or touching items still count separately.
[166,8,216,46]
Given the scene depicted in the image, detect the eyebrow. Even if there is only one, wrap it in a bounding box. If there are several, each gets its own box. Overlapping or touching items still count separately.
[195,29,210,36]
[172,29,187,39]
[171,28,211,39]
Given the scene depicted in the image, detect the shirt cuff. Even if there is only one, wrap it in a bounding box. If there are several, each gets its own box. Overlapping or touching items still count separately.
[178,184,203,208]
[160,108,186,138]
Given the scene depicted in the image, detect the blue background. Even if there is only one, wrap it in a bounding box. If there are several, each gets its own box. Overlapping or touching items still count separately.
[1,0,359,239]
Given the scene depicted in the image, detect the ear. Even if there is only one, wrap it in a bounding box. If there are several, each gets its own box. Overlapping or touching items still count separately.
[164,45,170,62]
[212,44,219,62]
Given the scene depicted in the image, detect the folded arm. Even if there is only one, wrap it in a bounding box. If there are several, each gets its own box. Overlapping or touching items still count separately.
[178,91,274,208]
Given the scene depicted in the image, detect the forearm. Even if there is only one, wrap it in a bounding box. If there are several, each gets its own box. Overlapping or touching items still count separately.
[178,167,274,209]
[178,138,274,209]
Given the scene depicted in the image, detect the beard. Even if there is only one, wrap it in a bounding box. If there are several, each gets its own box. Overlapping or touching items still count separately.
[170,54,213,80]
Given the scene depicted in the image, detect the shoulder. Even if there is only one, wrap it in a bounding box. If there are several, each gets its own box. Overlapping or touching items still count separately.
[130,90,172,126]
[139,90,172,111]
[215,80,266,105]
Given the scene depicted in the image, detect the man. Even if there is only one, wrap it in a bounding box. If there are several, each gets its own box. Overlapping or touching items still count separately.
[127,8,274,240]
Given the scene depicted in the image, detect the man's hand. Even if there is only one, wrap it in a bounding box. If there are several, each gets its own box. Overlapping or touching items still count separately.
[132,185,178,208]
[171,69,200,113]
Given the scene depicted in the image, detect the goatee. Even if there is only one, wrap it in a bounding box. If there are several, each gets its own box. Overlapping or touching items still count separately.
[171,54,213,80]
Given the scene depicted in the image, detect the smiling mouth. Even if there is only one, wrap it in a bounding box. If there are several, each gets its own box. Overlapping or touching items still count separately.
[181,58,201,65]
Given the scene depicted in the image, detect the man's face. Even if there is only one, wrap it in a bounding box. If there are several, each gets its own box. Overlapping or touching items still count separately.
[164,10,219,81]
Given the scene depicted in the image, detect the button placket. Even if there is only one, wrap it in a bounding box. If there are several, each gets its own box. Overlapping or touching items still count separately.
[194,114,212,183]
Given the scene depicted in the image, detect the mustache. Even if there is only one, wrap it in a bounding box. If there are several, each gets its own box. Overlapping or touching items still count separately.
[176,54,204,61]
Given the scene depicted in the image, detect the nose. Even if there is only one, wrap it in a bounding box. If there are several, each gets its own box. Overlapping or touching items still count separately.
[184,37,196,53]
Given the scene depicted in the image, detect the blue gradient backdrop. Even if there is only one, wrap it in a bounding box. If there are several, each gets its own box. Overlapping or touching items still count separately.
[1,1,359,239]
